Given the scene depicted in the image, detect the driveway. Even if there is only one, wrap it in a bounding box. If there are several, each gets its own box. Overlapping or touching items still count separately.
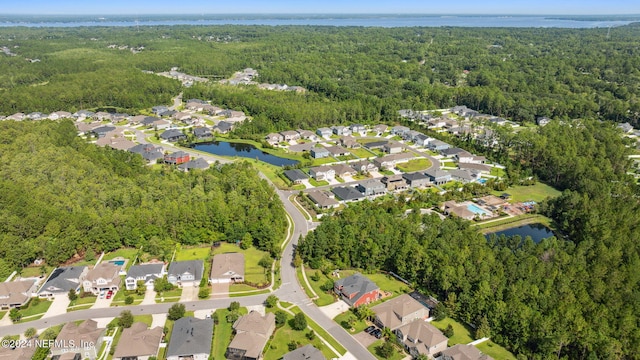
[211,283,229,298]
[91,294,114,309]
[151,314,167,328]
[353,331,378,349]
[179,285,198,302]
[318,300,349,320]
[141,288,156,305]
[42,295,70,319]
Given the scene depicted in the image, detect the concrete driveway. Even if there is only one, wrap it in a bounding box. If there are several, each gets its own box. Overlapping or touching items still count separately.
[179,285,199,302]
[42,295,70,318]
[211,282,229,298]
[318,300,349,320]
[141,289,157,305]
[151,314,167,328]
[354,330,378,348]
[91,294,114,309]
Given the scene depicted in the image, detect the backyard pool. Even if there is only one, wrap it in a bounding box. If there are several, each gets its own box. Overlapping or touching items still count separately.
[109,260,125,266]
[467,203,491,216]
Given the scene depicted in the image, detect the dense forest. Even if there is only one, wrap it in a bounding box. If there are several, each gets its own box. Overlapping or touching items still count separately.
[298,121,640,359]
[1,25,640,129]
[0,120,287,277]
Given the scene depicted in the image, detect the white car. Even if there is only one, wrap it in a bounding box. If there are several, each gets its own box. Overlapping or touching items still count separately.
[99,291,105,299]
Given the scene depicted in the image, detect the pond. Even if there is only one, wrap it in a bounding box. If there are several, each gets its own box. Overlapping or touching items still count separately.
[192,141,299,167]
[485,223,555,244]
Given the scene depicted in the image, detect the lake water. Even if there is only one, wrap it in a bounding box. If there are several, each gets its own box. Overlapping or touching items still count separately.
[192,141,298,167]
[486,223,555,243]
[0,15,635,28]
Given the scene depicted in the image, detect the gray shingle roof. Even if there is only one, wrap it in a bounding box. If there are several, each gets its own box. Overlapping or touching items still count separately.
[126,263,164,279]
[166,317,213,357]
[334,273,379,306]
[283,344,326,360]
[39,266,86,294]
[331,187,364,201]
[168,260,204,281]
[284,169,308,182]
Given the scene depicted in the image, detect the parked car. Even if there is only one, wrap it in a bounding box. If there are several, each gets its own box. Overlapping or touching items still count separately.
[364,326,376,334]
[106,291,113,299]
[372,329,383,339]
[99,291,105,299]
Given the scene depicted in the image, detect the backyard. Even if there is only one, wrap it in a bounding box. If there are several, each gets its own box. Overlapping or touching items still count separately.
[367,340,406,360]
[395,158,432,172]
[430,317,475,346]
[175,246,210,261]
[476,340,517,360]
[349,148,375,158]
[304,267,337,306]
[492,182,561,203]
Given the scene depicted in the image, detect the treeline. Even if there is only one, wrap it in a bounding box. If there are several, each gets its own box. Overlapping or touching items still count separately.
[0,120,287,276]
[298,121,640,358]
[2,25,640,126]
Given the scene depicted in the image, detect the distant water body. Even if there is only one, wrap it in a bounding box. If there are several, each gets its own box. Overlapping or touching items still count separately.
[0,16,635,28]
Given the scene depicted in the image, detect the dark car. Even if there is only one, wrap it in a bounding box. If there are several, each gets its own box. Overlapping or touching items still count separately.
[372,329,383,339]
[364,326,376,334]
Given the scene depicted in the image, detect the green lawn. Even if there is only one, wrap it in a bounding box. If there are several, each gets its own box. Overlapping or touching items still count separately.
[289,306,346,355]
[430,317,475,346]
[477,214,554,231]
[353,173,372,180]
[309,178,330,187]
[492,182,561,203]
[395,158,432,173]
[365,273,411,297]
[334,311,368,333]
[155,288,182,302]
[441,160,456,168]
[264,312,336,360]
[19,266,51,278]
[476,340,517,360]
[20,298,52,318]
[367,340,406,360]
[349,148,375,158]
[103,248,139,269]
[212,309,233,360]
[68,295,97,308]
[230,289,270,297]
[304,267,337,306]
[337,155,356,161]
[175,246,210,261]
[296,267,317,299]
[311,157,337,166]
[212,242,271,285]
[490,167,506,177]
[132,314,153,326]
[111,289,145,306]
[229,283,259,292]
[379,170,394,175]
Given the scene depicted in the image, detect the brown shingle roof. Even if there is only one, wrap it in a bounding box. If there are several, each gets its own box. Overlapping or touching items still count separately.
[372,293,428,329]
[210,253,245,280]
[112,322,163,358]
[53,320,104,351]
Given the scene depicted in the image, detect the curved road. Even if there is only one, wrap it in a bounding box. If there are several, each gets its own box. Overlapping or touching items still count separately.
[0,131,377,358]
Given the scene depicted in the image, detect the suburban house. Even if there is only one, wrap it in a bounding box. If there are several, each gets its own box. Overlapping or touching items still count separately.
[50,320,105,360]
[339,136,359,148]
[38,266,88,298]
[164,151,190,165]
[173,111,192,122]
[326,145,350,157]
[316,127,333,138]
[489,117,507,126]
[284,169,308,184]
[331,164,356,178]
[425,169,452,185]
[351,160,377,173]
[141,116,160,127]
[91,125,116,139]
[82,262,121,296]
[152,105,169,115]
[459,162,492,174]
[403,172,431,188]
[112,322,163,360]
[363,140,388,150]
[440,344,494,360]
[381,174,409,191]
[440,147,466,158]
[450,169,478,183]
[280,130,301,141]
[373,153,414,170]
[332,126,351,136]
[283,345,326,360]
[372,124,388,136]
[310,147,331,159]
[391,125,410,136]
[160,129,187,142]
[414,134,431,147]
[350,124,367,135]
[309,166,335,181]
[297,129,317,141]
[371,293,430,330]
[403,130,422,141]
[0,343,36,360]
[427,140,450,151]
[128,143,164,163]
[0,279,38,310]
[384,142,403,154]
[167,260,204,287]
[227,311,276,360]
[177,158,210,171]
[395,320,448,359]
[49,111,72,120]
[96,136,135,151]
[125,263,165,290]
[356,179,386,197]
[193,127,213,139]
[214,121,234,134]
[265,133,284,146]
[333,273,380,308]
[166,317,213,360]
[209,253,245,284]
[307,190,339,209]
[331,187,365,202]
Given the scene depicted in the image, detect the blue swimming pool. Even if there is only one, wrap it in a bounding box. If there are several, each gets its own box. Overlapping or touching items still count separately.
[478,178,487,184]
[467,203,490,216]
[109,260,125,266]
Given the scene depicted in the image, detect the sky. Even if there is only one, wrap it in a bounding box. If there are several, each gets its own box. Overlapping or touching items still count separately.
[3,0,639,15]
